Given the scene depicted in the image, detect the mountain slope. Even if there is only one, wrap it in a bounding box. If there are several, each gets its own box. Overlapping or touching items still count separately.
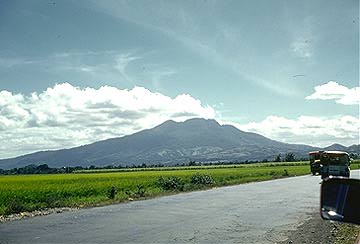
[323,143,349,151]
[0,118,355,169]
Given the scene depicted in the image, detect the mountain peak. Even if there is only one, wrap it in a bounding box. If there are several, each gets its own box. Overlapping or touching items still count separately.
[324,143,347,150]
[329,143,344,147]
[156,118,220,130]
[182,118,220,126]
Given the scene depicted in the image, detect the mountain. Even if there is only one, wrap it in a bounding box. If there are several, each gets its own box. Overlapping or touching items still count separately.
[347,144,360,154]
[323,143,360,155]
[0,118,357,169]
[323,143,349,151]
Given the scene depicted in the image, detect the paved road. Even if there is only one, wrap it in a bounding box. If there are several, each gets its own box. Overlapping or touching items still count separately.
[1,170,359,244]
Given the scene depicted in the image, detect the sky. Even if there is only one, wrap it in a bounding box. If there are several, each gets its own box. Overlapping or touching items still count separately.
[0,0,359,159]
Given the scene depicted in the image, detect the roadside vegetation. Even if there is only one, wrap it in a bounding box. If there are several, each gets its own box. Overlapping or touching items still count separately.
[335,224,360,244]
[1,160,359,216]
[0,161,309,216]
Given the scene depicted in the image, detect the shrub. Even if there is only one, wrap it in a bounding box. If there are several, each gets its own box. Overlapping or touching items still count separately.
[107,186,117,199]
[4,198,26,215]
[190,173,214,185]
[125,184,146,198]
[42,193,62,208]
[156,176,185,191]
[135,184,146,197]
[269,171,277,176]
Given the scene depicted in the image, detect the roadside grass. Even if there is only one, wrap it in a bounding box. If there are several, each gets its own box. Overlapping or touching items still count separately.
[351,160,360,170]
[335,224,360,244]
[335,160,360,244]
[0,161,359,216]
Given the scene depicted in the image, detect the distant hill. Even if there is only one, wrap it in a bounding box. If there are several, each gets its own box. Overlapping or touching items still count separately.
[0,118,358,169]
[323,143,349,151]
[347,144,360,154]
[324,143,360,155]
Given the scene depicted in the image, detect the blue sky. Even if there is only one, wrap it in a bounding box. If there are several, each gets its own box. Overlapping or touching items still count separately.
[0,0,359,158]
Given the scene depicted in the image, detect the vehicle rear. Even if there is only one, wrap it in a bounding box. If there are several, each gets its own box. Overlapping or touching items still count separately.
[309,151,321,175]
[319,151,350,179]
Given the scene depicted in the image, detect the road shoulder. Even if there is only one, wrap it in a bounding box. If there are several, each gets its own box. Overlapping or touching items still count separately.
[280,212,360,244]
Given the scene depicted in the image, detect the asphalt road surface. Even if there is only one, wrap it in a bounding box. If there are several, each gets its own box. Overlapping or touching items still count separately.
[1,170,359,244]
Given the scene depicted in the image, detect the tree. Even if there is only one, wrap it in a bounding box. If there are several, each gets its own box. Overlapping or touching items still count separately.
[188,161,197,166]
[274,154,281,162]
[284,152,296,162]
[350,153,359,160]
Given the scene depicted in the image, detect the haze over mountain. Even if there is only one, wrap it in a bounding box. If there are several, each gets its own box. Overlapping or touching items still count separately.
[0,118,358,169]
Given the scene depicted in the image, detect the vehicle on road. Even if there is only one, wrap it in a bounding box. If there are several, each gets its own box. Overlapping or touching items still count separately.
[320,177,360,243]
[309,151,351,179]
[309,151,322,175]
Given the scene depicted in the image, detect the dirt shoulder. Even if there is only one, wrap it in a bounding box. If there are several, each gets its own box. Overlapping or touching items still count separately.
[280,212,360,244]
[0,207,76,223]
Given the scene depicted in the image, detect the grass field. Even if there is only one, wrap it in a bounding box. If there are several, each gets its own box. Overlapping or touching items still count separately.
[1,161,359,216]
[335,224,360,244]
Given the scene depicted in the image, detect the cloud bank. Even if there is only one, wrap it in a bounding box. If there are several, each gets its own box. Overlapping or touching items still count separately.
[1,82,359,159]
[306,81,360,105]
[0,83,215,158]
[232,115,359,147]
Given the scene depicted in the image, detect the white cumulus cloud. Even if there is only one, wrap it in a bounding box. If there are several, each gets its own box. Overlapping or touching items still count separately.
[306,81,360,105]
[229,115,360,147]
[0,83,215,158]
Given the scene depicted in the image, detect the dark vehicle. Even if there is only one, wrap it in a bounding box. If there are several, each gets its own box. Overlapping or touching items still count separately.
[309,151,350,178]
[319,151,351,179]
[320,177,360,244]
[320,177,360,225]
[309,151,322,175]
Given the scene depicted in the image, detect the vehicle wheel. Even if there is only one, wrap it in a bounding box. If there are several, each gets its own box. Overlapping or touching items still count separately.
[312,171,316,175]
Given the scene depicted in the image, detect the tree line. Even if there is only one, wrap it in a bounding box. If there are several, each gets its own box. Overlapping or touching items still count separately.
[0,152,310,175]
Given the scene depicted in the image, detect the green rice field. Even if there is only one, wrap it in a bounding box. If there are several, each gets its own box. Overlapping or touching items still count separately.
[1,161,359,216]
